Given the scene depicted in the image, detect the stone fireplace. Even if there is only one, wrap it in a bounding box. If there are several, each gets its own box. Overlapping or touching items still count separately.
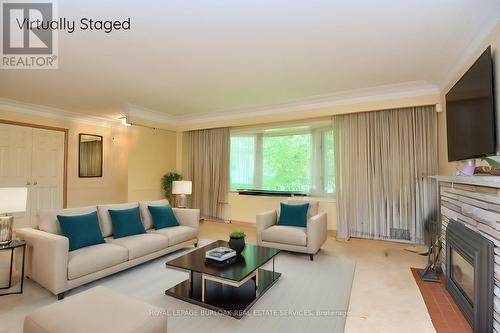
[434,176,500,333]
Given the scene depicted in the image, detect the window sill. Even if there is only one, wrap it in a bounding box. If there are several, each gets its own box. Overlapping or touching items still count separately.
[229,190,337,203]
[234,189,307,197]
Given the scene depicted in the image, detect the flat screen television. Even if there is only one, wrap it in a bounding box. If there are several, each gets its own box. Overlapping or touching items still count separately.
[446,46,496,162]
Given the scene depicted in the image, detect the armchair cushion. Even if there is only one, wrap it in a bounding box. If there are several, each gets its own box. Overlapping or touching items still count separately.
[261,225,307,246]
[57,211,105,251]
[277,202,309,227]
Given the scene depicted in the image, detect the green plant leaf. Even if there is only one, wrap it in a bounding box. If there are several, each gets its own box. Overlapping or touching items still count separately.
[482,157,500,168]
[229,230,246,239]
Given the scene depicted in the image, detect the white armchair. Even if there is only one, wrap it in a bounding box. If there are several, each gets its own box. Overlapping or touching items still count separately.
[256,200,327,260]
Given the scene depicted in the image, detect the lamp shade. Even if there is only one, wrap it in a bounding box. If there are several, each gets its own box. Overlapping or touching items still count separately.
[172,181,192,195]
[0,187,28,214]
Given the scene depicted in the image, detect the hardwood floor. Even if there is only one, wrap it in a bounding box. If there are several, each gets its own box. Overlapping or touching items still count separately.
[199,220,435,333]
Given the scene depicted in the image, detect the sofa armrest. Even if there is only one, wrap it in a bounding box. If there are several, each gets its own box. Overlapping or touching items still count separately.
[172,208,200,230]
[256,210,277,244]
[306,212,327,253]
[15,228,69,295]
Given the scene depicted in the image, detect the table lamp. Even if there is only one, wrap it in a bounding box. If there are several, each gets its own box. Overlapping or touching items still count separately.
[172,181,192,208]
[0,188,28,245]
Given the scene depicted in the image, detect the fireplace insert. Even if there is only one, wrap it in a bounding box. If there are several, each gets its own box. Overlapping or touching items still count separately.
[446,220,494,333]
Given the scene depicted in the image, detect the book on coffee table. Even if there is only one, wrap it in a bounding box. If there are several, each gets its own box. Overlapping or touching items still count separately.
[205,247,236,261]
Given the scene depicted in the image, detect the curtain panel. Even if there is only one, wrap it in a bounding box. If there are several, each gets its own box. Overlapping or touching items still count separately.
[333,105,437,243]
[183,128,230,220]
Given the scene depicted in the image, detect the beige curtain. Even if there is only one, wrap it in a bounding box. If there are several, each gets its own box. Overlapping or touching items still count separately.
[183,128,230,220]
[334,105,437,243]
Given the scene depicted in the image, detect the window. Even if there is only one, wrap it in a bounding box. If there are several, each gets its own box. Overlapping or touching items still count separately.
[230,135,255,190]
[230,124,335,196]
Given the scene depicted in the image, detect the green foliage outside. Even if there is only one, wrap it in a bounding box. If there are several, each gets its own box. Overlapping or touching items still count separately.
[262,134,311,192]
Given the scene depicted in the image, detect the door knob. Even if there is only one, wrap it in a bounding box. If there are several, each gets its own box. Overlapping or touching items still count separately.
[33,181,38,185]
[26,181,31,185]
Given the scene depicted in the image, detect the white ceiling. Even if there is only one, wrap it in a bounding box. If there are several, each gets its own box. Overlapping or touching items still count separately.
[0,0,499,123]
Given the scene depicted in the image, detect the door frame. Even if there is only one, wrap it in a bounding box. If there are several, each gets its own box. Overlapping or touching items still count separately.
[0,119,68,208]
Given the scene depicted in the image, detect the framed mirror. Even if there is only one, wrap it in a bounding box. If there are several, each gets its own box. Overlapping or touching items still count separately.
[79,134,103,178]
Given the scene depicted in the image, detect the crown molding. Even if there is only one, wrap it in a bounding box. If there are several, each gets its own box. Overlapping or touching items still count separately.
[0,98,121,128]
[126,104,180,125]
[174,80,440,125]
[0,80,440,130]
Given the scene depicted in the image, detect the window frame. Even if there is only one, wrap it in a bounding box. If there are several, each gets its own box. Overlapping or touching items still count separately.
[230,124,335,197]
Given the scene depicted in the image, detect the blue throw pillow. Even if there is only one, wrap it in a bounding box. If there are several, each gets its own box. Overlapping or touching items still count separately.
[108,207,145,238]
[277,202,309,228]
[57,211,105,251]
[148,205,179,230]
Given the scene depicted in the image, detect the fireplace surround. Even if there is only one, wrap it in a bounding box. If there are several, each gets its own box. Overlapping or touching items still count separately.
[446,220,494,332]
[432,176,500,332]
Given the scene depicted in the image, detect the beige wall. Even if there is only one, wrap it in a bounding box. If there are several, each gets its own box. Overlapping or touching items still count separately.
[0,109,129,207]
[438,23,500,175]
[0,109,179,208]
[127,126,177,202]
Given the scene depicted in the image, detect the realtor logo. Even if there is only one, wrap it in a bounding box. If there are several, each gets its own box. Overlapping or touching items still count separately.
[1,0,58,69]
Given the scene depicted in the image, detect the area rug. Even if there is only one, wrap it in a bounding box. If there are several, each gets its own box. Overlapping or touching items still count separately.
[1,240,355,333]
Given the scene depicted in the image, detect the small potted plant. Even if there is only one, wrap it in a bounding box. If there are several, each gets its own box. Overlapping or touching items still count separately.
[229,231,246,253]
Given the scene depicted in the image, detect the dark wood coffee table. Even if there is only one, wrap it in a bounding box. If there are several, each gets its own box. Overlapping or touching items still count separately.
[165,240,281,319]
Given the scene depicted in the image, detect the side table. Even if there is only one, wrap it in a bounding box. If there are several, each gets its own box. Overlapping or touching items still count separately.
[0,239,26,296]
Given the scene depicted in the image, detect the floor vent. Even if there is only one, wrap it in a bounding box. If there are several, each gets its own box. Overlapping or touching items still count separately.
[390,228,410,241]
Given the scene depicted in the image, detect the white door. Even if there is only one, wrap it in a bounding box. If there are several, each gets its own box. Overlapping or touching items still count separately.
[29,128,64,227]
[0,124,33,227]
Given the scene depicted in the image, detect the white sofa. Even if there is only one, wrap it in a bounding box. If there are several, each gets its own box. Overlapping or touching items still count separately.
[16,199,199,299]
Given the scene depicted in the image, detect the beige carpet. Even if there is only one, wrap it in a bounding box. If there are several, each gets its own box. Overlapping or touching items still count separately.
[0,240,355,333]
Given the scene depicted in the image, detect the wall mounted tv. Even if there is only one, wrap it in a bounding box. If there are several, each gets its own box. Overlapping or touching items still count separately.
[446,46,496,162]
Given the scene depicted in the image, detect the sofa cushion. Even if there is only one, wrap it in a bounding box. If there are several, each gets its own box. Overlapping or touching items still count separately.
[38,206,97,235]
[108,207,145,238]
[150,226,197,246]
[148,205,179,230]
[287,200,319,218]
[277,202,309,227]
[261,225,307,247]
[108,233,169,260]
[67,243,128,280]
[97,202,139,237]
[57,212,105,251]
[139,199,169,230]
